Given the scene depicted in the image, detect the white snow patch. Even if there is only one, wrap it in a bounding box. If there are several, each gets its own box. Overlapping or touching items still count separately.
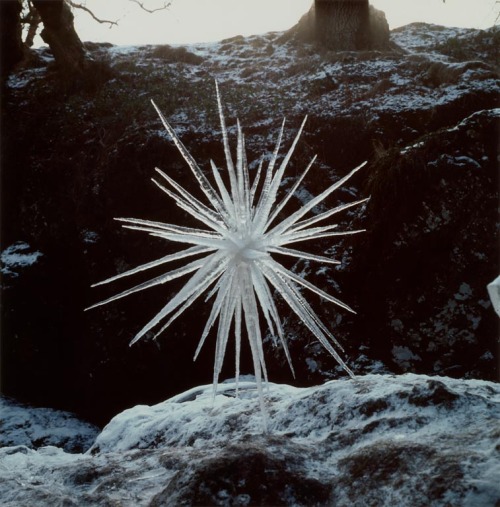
[392,346,422,368]
[81,230,99,244]
[1,242,43,277]
[455,282,473,301]
[6,68,47,89]
[487,275,500,316]
[452,155,482,169]
[401,140,425,154]
[391,319,404,332]
[305,357,318,373]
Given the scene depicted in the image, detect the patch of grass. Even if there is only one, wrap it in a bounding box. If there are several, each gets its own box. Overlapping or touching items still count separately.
[283,59,318,78]
[435,36,470,61]
[147,45,204,65]
[436,27,500,67]
[360,77,394,100]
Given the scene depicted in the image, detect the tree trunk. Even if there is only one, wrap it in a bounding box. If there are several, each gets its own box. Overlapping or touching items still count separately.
[315,0,370,50]
[25,2,43,48]
[0,0,25,82]
[32,0,88,77]
[285,0,390,51]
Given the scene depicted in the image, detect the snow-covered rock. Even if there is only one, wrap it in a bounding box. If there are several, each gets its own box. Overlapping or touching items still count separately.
[487,275,500,317]
[346,107,498,379]
[0,396,99,453]
[1,374,499,506]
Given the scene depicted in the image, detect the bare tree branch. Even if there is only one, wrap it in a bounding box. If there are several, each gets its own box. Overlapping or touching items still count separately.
[129,0,172,14]
[67,0,118,27]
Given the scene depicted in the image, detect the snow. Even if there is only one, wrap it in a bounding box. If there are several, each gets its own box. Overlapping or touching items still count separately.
[0,397,99,453]
[487,275,500,317]
[1,374,499,505]
[401,140,425,154]
[81,230,99,244]
[455,282,473,301]
[305,357,319,372]
[106,45,143,57]
[392,346,422,369]
[6,67,48,89]
[391,23,476,52]
[7,24,499,135]
[1,241,43,277]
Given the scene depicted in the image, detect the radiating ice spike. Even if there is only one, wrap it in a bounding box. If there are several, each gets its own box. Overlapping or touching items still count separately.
[88,84,368,427]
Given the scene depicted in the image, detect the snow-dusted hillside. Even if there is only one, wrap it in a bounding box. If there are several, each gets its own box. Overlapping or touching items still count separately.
[1,374,499,506]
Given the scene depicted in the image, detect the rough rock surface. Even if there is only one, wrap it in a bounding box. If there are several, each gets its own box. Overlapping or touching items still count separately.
[0,374,499,506]
[0,396,99,453]
[348,108,498,378]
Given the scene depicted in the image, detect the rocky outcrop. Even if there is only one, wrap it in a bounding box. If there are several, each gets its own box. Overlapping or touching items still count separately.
[347,108,499,378]
[1,375,499,505]
[0,396,99,453]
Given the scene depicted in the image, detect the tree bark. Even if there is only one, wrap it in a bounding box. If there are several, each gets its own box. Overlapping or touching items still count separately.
[32,0,88,77]
[315,0,370,50]
[0,0,25,82]
[285,0,390,51]
[24,1,43,48]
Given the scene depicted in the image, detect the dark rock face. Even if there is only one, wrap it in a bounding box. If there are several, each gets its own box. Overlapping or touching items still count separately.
[0,0,24,83]
[1,23,498,426]
[348,109,499,379]
[153,441,331,506]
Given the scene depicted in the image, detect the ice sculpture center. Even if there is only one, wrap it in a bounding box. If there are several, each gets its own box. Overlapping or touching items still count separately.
[225,232,268,262]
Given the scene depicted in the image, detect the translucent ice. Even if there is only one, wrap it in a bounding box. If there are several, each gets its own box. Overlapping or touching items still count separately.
[88,82,368,418]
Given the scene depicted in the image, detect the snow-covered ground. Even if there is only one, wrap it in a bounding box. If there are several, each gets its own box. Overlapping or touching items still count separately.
[1,374,499,505]
[8,24,498,134]
[0,397,99,453]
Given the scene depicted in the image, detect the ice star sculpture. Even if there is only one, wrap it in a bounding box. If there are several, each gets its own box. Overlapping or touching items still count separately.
[88,82,367,412]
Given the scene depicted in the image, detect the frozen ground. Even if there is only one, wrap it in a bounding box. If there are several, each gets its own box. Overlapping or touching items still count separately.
[7,23,498,136]
[0,397,99,453]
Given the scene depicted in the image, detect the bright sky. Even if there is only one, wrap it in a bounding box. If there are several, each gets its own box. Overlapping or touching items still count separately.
[52,0,499,46]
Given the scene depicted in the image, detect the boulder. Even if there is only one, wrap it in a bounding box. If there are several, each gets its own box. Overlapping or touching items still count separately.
[1,374,499,506]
